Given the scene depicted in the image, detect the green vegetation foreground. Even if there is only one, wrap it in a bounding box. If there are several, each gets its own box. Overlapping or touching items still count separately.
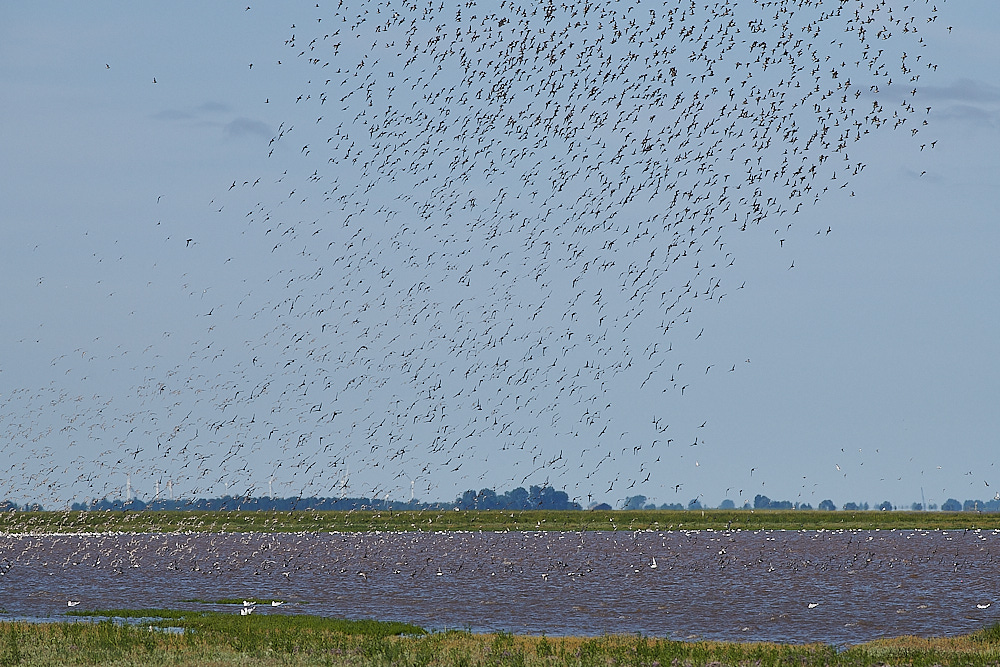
[3,508,1000,534]
[2,611,1000,667]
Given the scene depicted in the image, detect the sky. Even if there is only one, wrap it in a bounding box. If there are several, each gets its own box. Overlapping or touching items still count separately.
[1,1,998,510]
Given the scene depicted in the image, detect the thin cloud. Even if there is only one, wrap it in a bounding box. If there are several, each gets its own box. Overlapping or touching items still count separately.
[225,117,271,138]
[933,104,999,128]
[900,166,943,183]
[151,109,196,121]
[919,78,1000,103]
[864,79,1000,111]
[153,105,270,139]
[154,102,233,123]
[198,101,232,113]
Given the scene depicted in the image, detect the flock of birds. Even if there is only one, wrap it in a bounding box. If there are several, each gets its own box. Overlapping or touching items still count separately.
[240,599,285,615]
[3,0,951,507]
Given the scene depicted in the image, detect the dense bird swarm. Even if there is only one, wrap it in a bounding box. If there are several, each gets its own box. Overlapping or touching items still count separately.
[2,0,947,507]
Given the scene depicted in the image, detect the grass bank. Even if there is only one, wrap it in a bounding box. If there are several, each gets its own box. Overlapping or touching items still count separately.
[2,611,1000,667]
[2,508,1000,534]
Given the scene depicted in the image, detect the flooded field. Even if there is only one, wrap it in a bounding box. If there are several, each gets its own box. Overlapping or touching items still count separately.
[1,529,997,645]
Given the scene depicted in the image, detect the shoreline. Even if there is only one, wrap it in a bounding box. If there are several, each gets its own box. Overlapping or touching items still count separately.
[3,508,1000,534]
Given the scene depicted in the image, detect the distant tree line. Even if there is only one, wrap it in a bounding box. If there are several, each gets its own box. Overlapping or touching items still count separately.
[621,495,685,510]
[68,496,444,512]
[0,500,44,511]
[619,495,1000,513]
[2,490,999,513]
[57,484,581,512]
[65,485,582,512]
[620,494,817,511]
[454,485,581,510]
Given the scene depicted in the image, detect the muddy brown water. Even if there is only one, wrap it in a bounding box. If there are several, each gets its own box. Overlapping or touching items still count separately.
[1,529,998,645]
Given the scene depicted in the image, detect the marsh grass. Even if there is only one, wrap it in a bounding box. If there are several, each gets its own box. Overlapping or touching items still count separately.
[3,613,1000,667]
[3,508,1000,534]
[841,628,1000,666]
[65,609,425,638]
[3,611,426,666]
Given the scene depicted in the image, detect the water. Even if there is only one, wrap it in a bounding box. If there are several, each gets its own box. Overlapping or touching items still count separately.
[1,529,998,645]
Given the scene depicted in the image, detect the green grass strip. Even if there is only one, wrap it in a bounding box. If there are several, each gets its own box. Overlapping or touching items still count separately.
[4,508,1000,534]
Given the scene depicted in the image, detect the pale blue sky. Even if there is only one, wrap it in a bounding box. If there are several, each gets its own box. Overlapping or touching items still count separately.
[1,2,998,509]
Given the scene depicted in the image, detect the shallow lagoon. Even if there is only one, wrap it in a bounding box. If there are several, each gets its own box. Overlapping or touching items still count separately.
[2,529,997,645]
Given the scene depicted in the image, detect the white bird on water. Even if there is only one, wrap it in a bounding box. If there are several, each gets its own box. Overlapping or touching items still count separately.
[67,600,80,607]
[650,557,657,569]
